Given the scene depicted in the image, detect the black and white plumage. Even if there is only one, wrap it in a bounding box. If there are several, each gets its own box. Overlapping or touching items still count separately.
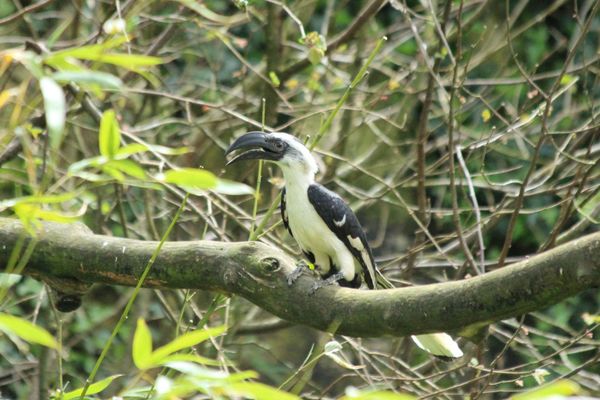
[225,131,463,359]
[286,184,377,289]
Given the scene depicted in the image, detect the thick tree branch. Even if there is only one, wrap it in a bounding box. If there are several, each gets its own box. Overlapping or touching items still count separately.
[0,217,599,337]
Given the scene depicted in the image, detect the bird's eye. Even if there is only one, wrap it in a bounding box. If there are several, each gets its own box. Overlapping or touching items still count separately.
[274,141,285,151]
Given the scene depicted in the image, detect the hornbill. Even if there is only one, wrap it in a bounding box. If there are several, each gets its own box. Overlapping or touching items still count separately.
[225,131,463,359]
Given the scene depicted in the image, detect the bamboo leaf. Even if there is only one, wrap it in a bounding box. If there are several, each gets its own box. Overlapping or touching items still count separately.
[52,70,123,90]
[99,109,121,158]
[0,313,58,349]
[132,319,153,369]
[157,168,218,190]
[61,375,121,400]
[147,326,226,367]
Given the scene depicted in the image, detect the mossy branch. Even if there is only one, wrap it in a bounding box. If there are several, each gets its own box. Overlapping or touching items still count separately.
[0,217,599,337]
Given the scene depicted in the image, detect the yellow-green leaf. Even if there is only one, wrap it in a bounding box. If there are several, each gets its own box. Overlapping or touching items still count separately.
[101,165,125,181]
[147,326,226,367]
[116,143,190,157]
[105,159,146,180]
[269,71,280,87]
[99,109,120,158]
[229,382,301,400]
[560,74,575,86]
[132,319,153,369]
[61,374,121,400]
[481,109,491,122]
[14,204,80,224]
[0,313,58,349]
[0,192,78,210]
[86,53,163,68]
[157,168,218,190]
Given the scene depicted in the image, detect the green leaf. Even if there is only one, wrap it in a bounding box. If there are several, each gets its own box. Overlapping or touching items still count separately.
[86,53,163,68]
[512,379,581,400]
[99,109,121,158]
[229,382,301,400]
[560,74,575,85]
[49,47,162,68]
[340,390,416,400]
[61,374,121,400]
[44,38,162,70]
[269,71,280,87]
[105,159,146,179]
[52,70,123,90]
[157,168,218,190]
[101,165,126,181]
[0,192,78,210]
[116,143,190,157]
[308,47,325,65]
[147,326,226,367]
[39,77,66,150]
[157,353,222,367]
[45,36,129,61]
[14,204,80,224]
[0,313,58,349]
[68,155,107,173]
[213,179,254,195]
[69,170,112,182]
[132,319,153,369]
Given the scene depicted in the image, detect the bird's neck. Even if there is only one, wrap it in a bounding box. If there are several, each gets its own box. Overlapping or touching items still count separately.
[280,164,315,194]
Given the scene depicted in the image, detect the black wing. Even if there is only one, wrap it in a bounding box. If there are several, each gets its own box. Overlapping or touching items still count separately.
[307,184,377,289]
[280,187,294,238]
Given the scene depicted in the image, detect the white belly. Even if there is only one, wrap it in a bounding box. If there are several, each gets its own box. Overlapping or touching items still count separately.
[285,185,358,281]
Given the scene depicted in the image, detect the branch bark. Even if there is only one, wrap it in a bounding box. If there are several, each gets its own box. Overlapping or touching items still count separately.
[0,217,599,337]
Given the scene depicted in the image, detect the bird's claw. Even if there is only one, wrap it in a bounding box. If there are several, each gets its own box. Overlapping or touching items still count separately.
[309,281,326,295]
[286,260,311,287]
[308,272,345,295]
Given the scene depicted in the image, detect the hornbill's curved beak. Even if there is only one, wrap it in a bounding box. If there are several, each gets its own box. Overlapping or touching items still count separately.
[225,131,282,165]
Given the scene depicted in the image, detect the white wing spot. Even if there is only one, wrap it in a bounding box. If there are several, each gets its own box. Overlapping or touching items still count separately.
[334,214,346,227]
[347,235,364,252]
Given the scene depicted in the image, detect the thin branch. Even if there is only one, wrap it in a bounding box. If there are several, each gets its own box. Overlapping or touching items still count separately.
[0,0,54,25]
[279,0,387,82]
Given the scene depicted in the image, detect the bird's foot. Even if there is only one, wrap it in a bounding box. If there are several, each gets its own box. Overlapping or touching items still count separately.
[287,260,314,287]
[309,272,345,295]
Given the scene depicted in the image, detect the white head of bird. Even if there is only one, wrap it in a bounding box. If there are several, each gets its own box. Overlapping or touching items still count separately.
[225,131,318,187]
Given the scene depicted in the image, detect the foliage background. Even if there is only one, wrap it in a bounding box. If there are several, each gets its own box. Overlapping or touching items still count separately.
[0,0,599,398]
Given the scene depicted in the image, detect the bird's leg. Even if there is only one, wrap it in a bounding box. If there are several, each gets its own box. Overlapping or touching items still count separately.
[287,260,313,287]
[309,272,345,295]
